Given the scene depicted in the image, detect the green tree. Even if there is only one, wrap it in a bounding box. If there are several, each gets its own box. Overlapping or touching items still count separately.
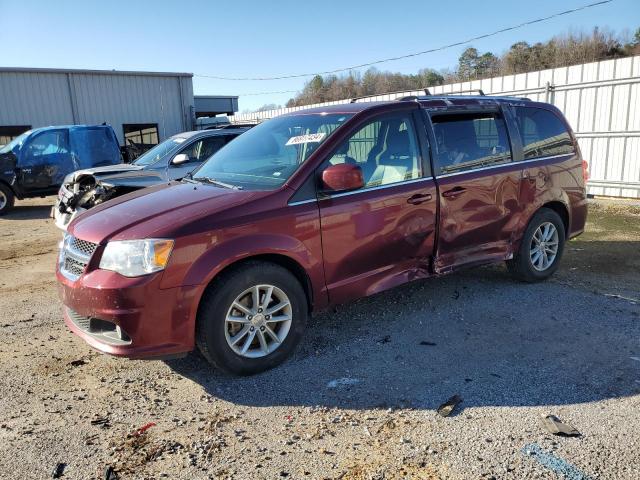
[458,47,479,80]
[418,68,445,87]
[504,41,531,74]
[477,52,500,77]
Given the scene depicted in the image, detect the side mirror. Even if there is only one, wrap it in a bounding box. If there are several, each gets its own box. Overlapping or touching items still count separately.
[171,153,190,165]
[321,163,364,192]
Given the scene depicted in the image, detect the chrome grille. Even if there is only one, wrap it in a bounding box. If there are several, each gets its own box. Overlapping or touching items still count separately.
[59,234,98,281]
[64,256,86,277]
[71,237,98,257]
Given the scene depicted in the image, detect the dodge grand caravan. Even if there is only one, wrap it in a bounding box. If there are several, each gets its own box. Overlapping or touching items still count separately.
[57,95,588,375]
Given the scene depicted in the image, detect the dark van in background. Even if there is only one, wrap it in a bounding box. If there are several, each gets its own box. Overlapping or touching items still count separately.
[0,124,121,214]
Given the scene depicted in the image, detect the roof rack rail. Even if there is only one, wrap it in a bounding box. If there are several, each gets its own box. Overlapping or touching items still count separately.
[350,87,432,103]
[437,89,486,96]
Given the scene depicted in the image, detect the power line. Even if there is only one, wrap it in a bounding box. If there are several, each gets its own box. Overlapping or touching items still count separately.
[194,0,613,82]
[234,89,298,96]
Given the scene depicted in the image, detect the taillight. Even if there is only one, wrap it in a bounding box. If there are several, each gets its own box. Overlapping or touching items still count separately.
[582,160,589,183]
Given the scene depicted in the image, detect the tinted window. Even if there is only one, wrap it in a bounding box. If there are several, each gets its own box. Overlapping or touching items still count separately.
[514,107,574,159]
[431,113,511,174]
[178,136,227,164]
[324,114,422,188]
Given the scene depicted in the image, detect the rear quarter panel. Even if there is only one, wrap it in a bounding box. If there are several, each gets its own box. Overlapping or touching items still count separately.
[513,102,587,243]
[517,153,587,240]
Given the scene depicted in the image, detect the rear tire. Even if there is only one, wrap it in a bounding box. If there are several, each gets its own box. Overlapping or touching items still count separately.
[507,208,566,282]
[0,183,15,215]
[196,261,308,375]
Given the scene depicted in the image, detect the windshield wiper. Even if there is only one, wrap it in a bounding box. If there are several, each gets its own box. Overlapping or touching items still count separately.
[192,176,242,190]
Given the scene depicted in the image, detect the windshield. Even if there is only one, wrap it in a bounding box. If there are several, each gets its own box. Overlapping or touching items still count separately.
[133,136,187,166]
[191,113,352,190]
[0,130,31,154]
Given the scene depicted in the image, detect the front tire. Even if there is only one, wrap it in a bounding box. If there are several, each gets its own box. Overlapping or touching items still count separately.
[196,261,308,375]
[0,183,15,215]
[507,208,566,282]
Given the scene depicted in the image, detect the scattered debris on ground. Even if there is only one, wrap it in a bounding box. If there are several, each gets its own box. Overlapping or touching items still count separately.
[103,465,118,480]
[436,395,463,417]
[51,462,65,478]
[541,415,581,437]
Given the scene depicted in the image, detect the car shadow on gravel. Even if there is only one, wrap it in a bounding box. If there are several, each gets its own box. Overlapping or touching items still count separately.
[2,204,52,220]
[167,264,640,411]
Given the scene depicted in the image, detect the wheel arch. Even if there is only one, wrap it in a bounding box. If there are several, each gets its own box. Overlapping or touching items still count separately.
[540,200,569,238]
[192,252,317,320]
[0,179,18,208]
[217,254,313,311]
[0,178,18,197]
[513,196,571,254]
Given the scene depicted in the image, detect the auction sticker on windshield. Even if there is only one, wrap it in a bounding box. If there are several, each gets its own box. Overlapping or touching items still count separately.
[285,132,326,146]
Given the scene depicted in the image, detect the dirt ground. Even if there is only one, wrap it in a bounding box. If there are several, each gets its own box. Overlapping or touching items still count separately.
[0,196,639,479]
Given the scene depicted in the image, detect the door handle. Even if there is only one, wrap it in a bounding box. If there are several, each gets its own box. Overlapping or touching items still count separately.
[522,170,536,183]
[407,193,432,205]
[442,187,466,199]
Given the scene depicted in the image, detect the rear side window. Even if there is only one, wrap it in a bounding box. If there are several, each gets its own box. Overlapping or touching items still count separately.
[514,107,574,159]
[431,112,511,175]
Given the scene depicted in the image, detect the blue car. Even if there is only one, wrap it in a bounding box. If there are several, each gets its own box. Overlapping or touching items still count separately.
[0,124,121,214]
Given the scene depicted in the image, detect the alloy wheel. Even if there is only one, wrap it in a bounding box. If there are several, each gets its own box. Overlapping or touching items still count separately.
[224,284,292,358]
[0,190,6,210]
[530,221,559,271]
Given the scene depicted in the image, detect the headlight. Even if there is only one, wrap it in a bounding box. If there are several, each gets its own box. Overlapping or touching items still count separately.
[99,239,174,277]
[58,233,70,265]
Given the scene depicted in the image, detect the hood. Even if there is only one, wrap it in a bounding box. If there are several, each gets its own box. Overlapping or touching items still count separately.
[99,169,168,188]
[64,163,145,183]
[68,182,271,244]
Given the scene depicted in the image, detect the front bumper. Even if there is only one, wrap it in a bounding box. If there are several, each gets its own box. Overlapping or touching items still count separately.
[57,267,200,359]
[51,203,86,231]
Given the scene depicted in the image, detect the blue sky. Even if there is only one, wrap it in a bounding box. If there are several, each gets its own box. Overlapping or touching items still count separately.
[1,0,638,111]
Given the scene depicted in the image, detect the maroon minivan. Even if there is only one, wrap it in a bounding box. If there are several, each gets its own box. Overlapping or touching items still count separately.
[57,95,588,374]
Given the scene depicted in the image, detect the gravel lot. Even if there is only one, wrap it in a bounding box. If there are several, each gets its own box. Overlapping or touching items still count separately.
[0,197,639,480]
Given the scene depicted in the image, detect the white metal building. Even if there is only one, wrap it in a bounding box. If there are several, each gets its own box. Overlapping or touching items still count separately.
[232,55,640,199]
[0,67,239,150]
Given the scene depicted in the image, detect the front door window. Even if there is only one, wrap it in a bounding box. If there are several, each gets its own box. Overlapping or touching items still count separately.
[323,114,423,189]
